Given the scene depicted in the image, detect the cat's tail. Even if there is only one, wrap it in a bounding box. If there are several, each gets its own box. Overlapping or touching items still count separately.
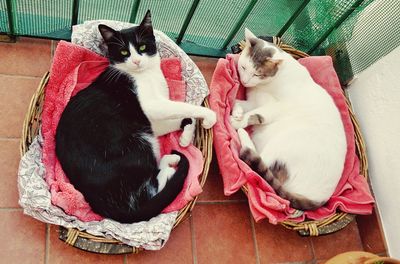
[129,150,189,222]
[239,147,323,211]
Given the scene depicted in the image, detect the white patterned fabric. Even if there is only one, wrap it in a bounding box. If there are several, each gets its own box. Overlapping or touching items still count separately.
[18,21,209,250]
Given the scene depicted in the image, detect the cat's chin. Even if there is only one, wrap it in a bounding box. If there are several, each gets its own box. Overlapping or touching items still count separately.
[113,64,147,75]
[241,81,257,88]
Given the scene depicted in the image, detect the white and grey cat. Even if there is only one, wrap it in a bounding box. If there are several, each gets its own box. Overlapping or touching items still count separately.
[231,29,346,210]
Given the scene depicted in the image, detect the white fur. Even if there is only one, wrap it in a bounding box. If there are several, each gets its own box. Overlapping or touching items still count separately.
[156,154,181,192]
[114,47,216,149]
[232,29,347,203]
[140,132,160,159]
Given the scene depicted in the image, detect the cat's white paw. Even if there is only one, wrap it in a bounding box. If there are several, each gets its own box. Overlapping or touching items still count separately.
[159,154,181,169]
[202,111,217,129]
[179,124,195,147]
[167,154,181,167]
[230,115,245,130]
[232,104,244,121]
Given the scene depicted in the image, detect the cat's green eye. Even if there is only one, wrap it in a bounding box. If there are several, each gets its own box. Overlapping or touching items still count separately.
[139,45,146,51]
[120,50,129,56]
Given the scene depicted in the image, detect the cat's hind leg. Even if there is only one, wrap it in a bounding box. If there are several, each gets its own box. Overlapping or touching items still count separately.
[237,128,256,152]
[156,154,181,192]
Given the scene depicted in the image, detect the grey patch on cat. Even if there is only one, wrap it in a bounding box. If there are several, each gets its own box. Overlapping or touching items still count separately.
[239,147,324,211]
[269,162,288,184]
[248,114,264,125]
[248,40,280,78]
[280,192,326,211]
[240,147,267,173]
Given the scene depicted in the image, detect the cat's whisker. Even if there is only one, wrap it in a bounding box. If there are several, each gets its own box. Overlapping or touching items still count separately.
[106,42,125,48]
[110,35,125,47]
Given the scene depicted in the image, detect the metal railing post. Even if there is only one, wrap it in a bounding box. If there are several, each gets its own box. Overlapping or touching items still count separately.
[221,0,258,50]
[71,0,80,27]
[5,0,15,35]
[129,0,142,24]
[176,0,200,45]
[277,0,311,37]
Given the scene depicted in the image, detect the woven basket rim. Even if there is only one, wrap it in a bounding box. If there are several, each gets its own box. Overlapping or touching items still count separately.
[20,72,213,254]
[238,37,369,236]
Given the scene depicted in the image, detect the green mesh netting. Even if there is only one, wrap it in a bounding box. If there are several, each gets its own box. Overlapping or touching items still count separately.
[322,0,400,83]
[225,0,306,49]
[181,0,250,49]
[134,0,192,38]
[78,0,133,24]
[0,0,399,84]
[12,0,73,39]
[0,0,9,33]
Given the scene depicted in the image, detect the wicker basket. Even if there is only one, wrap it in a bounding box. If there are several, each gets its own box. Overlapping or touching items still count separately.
[20,72,213,254]
[235,37,369,236]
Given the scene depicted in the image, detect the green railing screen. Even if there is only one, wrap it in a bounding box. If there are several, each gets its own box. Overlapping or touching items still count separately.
[1,0,399,84]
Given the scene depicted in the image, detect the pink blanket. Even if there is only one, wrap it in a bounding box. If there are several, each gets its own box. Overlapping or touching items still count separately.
[42,41,203,222]
[209,54,374,224]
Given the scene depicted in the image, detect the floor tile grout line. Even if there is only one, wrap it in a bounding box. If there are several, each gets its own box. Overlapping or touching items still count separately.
[249,211,261,264]
[309,236,317,263]
[355,217,366,252]
[354,219,366,250]
[0,73,42,79]
[0,207,23,211]
[196,200,247,204]
[189,215,198,264]
[0,137,20,141]
[45,224,50,264]
[50,40,55,61]
[124,254,127,264]
[274,260,317,264]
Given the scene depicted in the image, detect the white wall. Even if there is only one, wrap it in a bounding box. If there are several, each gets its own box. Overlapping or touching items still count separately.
[348,46,400,257]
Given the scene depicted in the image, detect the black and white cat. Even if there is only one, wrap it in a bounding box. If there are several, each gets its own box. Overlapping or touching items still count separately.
[55,11,216,223]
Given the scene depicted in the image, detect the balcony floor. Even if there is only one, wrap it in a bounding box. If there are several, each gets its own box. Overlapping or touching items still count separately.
[0,37,387,264]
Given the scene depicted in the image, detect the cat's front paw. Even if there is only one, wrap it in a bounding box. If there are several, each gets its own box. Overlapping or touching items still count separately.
[179,122,195,147]
[230,115,246,130]
[202,111,217,129]
[231,104,244,121]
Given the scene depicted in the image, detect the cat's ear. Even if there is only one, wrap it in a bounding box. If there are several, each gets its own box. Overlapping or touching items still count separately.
[269,58,283,65]
[138,10,154,36]
[264,59,283,71]
[245,28,258,47]
[98,24,118,42]
[140,10,153,28]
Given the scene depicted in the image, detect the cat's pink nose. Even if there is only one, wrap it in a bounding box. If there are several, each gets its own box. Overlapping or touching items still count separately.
[132,59,141,65]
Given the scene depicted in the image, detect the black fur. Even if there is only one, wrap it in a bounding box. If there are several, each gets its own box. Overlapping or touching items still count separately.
[55,10,189,223]
[180,118,193,129]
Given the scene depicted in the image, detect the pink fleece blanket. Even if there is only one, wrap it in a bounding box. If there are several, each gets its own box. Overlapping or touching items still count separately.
[209,54,374,224]
[42,41,203,222]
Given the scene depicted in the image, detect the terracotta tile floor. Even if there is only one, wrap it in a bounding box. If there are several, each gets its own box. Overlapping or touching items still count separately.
[0,38,388,264]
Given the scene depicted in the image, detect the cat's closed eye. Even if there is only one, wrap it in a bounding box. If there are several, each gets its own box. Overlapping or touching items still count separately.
[254,73,261,77]
[241,65,246,70]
